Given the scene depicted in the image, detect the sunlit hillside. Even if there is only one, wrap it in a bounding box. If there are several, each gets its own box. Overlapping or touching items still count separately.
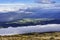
[0,32,60,40]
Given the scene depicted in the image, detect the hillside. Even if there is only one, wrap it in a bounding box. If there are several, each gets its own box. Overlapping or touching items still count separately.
[0,32,60,40]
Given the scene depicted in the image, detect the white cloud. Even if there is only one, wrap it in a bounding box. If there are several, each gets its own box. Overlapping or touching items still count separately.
[0,4,28,13]
[0,3,60,13]
[36,0,56,4]
[0,24,60,36]
[0,3,39,13]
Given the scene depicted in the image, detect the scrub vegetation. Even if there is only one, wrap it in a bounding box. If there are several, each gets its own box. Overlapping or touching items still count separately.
[0,32,60,40]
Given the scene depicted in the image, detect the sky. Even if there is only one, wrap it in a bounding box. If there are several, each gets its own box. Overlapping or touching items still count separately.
[0,0,35,4]
[0,0,60,4]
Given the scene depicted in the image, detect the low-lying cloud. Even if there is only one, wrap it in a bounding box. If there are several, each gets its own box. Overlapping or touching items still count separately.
[0,24,60,36]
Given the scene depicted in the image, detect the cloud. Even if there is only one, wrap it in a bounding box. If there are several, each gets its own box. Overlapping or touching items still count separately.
[36,0,56,4]
[0,4,28,13]
[0,24,60,36]
[0,3,39,13]
[0,3,60,13]
[0,3,60,22]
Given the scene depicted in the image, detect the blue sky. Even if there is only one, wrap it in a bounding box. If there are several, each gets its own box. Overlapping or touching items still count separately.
[0,0,35,4]
[0,0,60,4]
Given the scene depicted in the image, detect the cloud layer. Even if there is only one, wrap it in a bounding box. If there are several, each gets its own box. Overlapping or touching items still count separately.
[0,3,60,22]
[0,24,60,36]
[0,3,60,13]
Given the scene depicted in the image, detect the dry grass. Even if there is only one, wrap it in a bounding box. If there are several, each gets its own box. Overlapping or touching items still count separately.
[0,32,60,40]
